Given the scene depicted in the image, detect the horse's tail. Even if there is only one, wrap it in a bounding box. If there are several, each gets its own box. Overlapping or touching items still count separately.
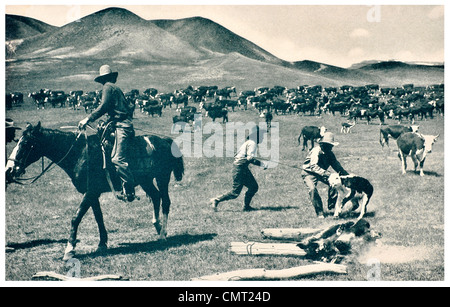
[173,155,184,182]
[169,139,184,181]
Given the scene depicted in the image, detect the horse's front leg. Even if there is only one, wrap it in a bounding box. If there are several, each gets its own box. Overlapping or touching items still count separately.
[64,194,91,261]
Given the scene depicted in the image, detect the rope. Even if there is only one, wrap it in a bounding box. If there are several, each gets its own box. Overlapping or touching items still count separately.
[133,126,303,170]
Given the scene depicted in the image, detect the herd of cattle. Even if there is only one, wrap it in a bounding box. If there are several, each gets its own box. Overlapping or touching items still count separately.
[6,83,444,128]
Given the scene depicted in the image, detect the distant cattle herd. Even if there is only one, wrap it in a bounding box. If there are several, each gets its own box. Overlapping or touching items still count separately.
[6,83,444,127]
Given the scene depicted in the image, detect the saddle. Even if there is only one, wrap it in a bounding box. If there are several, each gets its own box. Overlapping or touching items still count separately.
[96,121,156,192]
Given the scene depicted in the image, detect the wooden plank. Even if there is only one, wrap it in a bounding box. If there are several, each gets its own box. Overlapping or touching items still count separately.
[230,241,306,256]
[192,263,347,281]
[32,271,127,281]
[261,228,321,241]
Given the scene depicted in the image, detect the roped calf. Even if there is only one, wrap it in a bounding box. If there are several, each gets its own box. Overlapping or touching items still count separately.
[328,173,373,220]
[396,132,439,176]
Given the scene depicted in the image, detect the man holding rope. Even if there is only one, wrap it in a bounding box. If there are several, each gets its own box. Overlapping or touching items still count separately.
[301,132,349,218]
[210,125,269,212]
[78,64,136,202]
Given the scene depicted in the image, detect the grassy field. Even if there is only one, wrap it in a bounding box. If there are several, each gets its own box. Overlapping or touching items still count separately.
[4,98,445,282]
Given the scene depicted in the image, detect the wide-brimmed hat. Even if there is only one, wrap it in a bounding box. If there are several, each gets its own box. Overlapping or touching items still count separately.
[319,132,339,146]
[94,64,118,83]
[247,125,267,141]
[6,118,21,130]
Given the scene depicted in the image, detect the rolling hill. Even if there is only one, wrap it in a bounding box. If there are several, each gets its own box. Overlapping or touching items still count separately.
[5,7,444,93]
[6,14,56,40]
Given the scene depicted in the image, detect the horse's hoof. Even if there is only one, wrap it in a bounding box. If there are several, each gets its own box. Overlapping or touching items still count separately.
[63,251,75,261]
[63,242,76,261]
[153,222,162,235]
[96,244,108,254]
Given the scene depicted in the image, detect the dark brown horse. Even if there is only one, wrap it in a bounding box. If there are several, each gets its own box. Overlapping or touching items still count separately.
[6,122,184,260]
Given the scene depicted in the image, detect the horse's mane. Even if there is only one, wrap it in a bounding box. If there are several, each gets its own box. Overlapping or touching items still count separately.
[40,127,81,143]
[34,127,88,153]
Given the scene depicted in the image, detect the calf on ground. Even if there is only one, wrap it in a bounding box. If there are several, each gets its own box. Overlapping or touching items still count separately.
[396,132,439,176]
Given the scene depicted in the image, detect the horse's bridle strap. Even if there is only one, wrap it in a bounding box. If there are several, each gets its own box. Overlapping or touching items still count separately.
[11,130,83,185]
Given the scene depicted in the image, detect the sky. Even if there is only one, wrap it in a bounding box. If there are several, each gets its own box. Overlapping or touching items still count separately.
[4,2,445,68]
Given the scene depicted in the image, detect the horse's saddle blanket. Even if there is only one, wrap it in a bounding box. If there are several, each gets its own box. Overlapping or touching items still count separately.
[101,134,158,174]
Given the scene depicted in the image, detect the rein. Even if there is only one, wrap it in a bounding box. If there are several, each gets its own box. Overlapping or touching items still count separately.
[11,130,84,185]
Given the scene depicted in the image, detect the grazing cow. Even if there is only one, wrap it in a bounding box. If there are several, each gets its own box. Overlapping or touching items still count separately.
[215,87,236,99]
[180,106,197,119]
[158,93,173,108]
[221,99,239,111]
[379,124,419,148]
[79,91,100,113]
[272,98,290,115]
[144,104,163,117]
[207,106,228,123]
[6,92,24,109]
[298,126,327,151]
[45,91,68,108]
[143,88,158,98]
[171,94,189,109]
[261,109,273,130]
[326,101,351,116]
[341,121,355,134]
[29,90,49,109]
[396,132,439,176]
[328,173,373,220]
[68,90,83,110]
[172,114,192,133]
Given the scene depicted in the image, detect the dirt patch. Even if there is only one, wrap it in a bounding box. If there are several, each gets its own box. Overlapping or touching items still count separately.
[358,242,431,264]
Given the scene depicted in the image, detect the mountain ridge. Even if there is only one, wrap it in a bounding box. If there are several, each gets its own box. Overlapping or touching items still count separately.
[5,7,444,92]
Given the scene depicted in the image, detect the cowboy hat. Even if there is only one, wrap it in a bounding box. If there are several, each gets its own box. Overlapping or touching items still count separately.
[247,125,267,141]
[319,132,339,146]
[5,118,21,130]
[94,64,118,83]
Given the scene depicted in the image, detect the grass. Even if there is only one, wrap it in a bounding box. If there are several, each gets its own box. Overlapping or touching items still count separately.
[4,98,445,282]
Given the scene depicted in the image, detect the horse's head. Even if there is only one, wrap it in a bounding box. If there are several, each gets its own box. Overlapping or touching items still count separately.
[6,122,44,180]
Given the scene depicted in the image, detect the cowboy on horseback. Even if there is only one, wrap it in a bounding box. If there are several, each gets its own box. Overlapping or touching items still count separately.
[78,64,136,202]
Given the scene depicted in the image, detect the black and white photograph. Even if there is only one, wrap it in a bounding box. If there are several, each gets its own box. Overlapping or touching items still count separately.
[2,1,446,287]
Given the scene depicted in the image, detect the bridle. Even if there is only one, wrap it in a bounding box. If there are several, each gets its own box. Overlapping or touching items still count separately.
[8,130,84,185]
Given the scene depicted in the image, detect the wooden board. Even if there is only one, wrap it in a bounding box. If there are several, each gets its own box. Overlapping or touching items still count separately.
[32,271,127,281]
[230,241,306,256]
[261,228,322,241]
[192,263,347,281]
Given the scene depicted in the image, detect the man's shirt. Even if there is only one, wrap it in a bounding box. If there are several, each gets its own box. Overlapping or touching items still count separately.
[234,139,261,167]
[302,146,348,177]
[89,82,133,127]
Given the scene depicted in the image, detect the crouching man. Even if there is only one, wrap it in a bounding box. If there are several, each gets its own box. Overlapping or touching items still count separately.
[301,132,349,218]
